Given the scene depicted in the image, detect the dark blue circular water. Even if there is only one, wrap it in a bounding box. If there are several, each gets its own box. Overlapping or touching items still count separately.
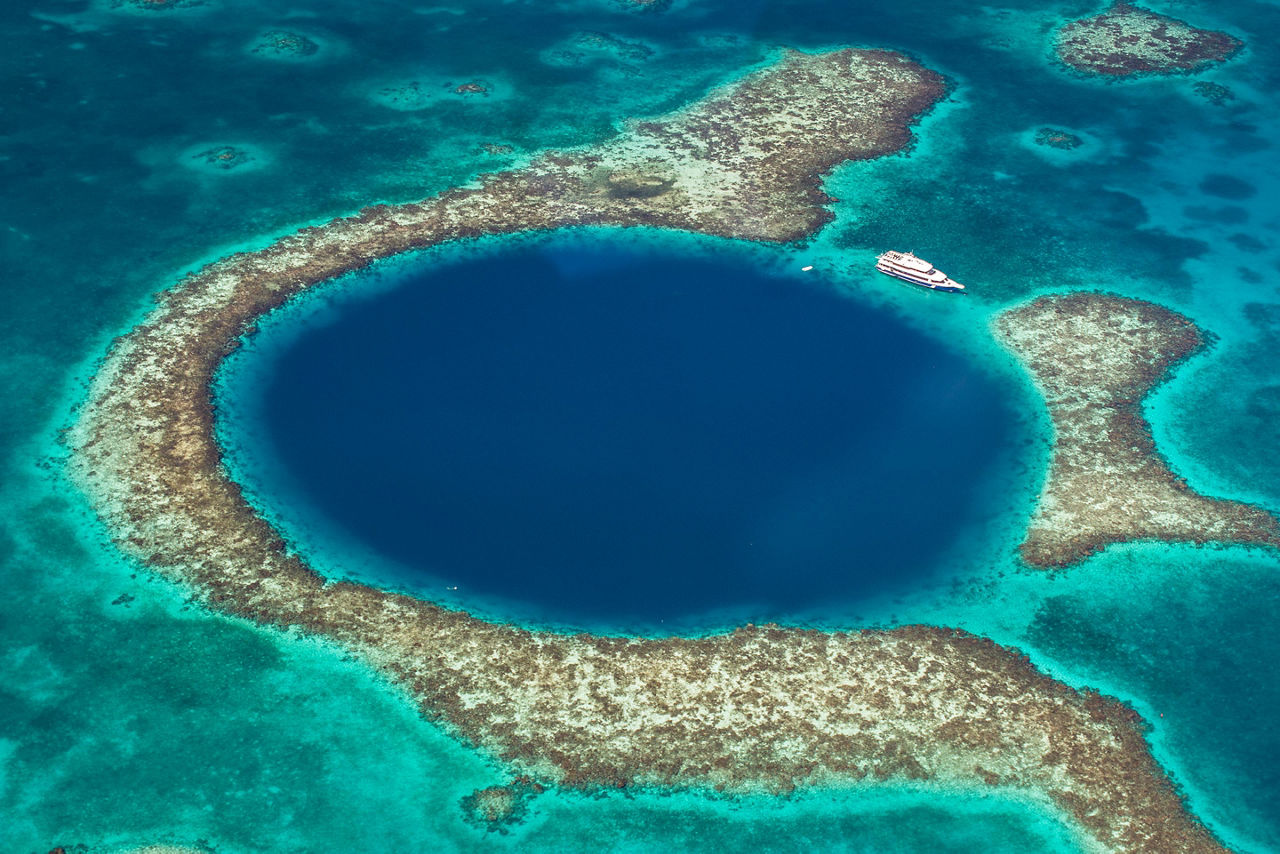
[239,241,1021,625]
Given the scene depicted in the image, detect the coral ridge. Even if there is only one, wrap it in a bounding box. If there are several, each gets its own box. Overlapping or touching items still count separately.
[995,293,1280,567]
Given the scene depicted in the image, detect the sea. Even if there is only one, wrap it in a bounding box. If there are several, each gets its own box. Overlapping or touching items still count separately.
[3,0,1280,851]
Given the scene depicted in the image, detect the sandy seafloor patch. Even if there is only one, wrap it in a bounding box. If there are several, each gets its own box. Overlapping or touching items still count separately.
[3,0,1280,850]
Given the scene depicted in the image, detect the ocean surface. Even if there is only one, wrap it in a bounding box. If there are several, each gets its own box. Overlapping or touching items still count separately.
[2,0,1280,851]
[217,238,1026,630]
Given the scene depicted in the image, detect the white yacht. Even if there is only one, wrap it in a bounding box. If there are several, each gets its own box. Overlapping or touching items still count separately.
[875,251,965,293]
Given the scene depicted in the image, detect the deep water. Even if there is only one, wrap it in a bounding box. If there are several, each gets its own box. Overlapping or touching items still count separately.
[4,0,1280,851]
[221,240,1023,628]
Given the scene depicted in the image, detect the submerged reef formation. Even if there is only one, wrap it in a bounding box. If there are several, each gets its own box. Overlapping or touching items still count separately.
[995,293,1280,567]
[373,81,438,111]
[108,0,200,11]
[249,30,320,60]
[542,31,654,68]
[1034,127,1083,150]
[460,777,544,832]
[1192,81,1235,106]
[70,50,1224,853]
[190,146,254,171]
[452,80,490,96]
[375,78,503,110]
[1054,3,1243,77]
[47,846,209,854]
[617,0,671,10]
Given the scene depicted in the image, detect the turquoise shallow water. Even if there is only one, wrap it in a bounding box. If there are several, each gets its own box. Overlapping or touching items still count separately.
[4,0,1280,850]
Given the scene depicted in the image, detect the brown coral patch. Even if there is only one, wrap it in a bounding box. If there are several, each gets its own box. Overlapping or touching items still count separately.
[1034,127,1083,150]
[460,777,543,831]
[994,292,1280,567]
[1192,81,1235,106]
[1054,3,1243,77]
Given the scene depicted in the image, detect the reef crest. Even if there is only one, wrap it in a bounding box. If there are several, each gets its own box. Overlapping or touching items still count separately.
[995,293,1280,567]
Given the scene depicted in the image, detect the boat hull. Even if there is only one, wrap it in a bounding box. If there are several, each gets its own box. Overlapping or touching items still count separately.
[875,264,965,293]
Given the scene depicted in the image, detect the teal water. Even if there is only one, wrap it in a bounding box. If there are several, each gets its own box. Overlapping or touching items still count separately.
[4,0,1280,850]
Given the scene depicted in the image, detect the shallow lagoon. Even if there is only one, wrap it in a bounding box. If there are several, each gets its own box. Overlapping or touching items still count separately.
[221,238,1026,628]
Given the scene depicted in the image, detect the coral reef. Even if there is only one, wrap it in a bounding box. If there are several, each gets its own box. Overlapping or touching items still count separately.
[1034,127,1083,150]
[376,78,500,109]
[108,0,200,11]
[69,50,1224,853]
[995,292,1280,567]
[460,777,544,831]
[601,164,675,197]
[1192,81,1235,105]
[543,31,654,67]
[617,0,671,11]
[1054,3,1242,77]
[249,30,320,60]
[47,845,209,854]
[191,146,254,170]
[373,82,436,111]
